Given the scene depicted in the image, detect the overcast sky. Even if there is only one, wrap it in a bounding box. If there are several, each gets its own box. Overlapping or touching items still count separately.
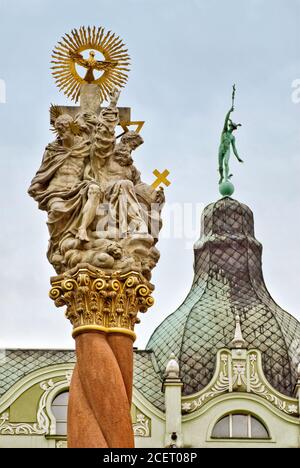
[0,0,300,351]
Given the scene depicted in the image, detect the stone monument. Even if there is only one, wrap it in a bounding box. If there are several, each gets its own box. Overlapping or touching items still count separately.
[28,26,164,448]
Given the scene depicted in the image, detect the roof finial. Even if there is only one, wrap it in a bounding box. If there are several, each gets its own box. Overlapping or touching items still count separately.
[229,314,247,349]
[165,352,180,379]
[218,84,244,198]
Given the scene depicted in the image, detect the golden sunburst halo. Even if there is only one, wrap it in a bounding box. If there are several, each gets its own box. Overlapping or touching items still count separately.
[51,26,130,103]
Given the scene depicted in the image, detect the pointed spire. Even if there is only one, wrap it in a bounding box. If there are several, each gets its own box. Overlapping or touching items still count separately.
[165,352,180,379]
[229,314,247,349]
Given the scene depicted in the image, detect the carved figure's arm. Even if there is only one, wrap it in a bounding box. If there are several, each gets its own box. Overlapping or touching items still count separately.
[223,106,234,132]
[93,110,119,166]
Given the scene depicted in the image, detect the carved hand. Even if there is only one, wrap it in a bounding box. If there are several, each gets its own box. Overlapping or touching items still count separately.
[109,87,121,107]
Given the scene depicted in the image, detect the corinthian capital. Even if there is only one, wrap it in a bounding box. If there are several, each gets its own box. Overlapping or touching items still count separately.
[49,264,154,341]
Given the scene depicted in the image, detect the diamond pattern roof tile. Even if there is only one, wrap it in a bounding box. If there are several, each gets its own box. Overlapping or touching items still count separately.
[0,348,164,412]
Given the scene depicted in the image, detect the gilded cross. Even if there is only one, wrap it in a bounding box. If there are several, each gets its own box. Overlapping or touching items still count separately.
[152,169,171,189]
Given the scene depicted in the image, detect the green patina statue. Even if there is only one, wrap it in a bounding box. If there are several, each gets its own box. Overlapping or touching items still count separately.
[218,85,243,196]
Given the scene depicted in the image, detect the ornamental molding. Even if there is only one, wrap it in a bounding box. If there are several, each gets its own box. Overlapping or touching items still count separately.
[181,351,230,414]
[0,371,72,436]
[56,440,67,448]
[132,387,165,421]
[0,363,75,414]
[132,412,151,437]
[0,368,156,438]
[182,349,299,417]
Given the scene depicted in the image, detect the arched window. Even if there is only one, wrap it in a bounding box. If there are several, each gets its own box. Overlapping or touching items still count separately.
[51,391,69,435]
[211,413,269,439]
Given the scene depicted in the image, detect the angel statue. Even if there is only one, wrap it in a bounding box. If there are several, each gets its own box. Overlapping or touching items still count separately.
[218,85,244,185]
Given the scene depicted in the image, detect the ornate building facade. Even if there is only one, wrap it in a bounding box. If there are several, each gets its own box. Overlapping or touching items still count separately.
[1,196,300,448]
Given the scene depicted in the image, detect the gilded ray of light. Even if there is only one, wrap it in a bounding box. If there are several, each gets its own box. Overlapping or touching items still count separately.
[51,26,131,103]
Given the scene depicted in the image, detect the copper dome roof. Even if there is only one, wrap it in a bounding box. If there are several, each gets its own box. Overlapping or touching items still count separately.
[147,197,300,397]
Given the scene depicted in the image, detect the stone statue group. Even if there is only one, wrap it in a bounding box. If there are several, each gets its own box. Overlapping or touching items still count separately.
[28,86,164,280]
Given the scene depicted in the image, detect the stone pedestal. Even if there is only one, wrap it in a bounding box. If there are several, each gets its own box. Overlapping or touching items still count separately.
[49,264,154,448]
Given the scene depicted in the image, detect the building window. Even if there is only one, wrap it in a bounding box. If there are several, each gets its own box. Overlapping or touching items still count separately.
[51,392,69,435]
[212,413,269,439]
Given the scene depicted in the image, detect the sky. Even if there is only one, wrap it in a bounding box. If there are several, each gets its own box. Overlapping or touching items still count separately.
[0,0,300,351]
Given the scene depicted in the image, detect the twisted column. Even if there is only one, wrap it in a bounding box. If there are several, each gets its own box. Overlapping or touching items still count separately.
[50,264,154,448]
